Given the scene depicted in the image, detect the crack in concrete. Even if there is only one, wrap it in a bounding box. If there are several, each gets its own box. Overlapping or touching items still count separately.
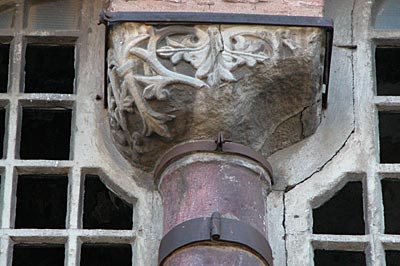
[281,6,358,265]
[286,128,355,192]
[282,0,357,193]
[283,192,289,266]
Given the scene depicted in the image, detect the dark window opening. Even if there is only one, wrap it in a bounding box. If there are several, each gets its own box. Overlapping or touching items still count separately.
[25,44,74,94]
[376,47,400,96]
[15,174,68,229]
[0,174,2,212]
[12,245,65,266]
[379,112,400,163]
[81,244,132,266]
[83,175,133,230]
[314,250,366,266]
[382,179,400,234]
[20,108,72,160]
[386,250,400,266]
[0,44,9,93]
[0,108,5,158]
[313,182,364,235]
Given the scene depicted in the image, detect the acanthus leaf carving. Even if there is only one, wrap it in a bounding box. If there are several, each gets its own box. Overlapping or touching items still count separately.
[156,26,272,87]
[106,23,322,168]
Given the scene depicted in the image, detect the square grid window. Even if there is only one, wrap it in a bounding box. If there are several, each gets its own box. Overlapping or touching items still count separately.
[375,36,400,266]
[0,1,136,266]
[311,180,368,266]
[310,2,400,266]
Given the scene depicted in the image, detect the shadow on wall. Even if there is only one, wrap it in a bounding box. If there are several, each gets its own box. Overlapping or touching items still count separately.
[268,0,356,190]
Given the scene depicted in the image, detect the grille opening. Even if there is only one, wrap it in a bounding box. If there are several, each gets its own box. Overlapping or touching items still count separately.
[314,250,366,266]
[24,44,74,94]
[12,245,65,266]
[382,179,400,234]
[25,0,81,30]
[376,47,400,96]
[0,44,9,93]
[374,0,400,29]
[379,112,400,163]
[0,6,15,29]
[0,108,5,158]
[81,244,132,266]
[20,108,72,160]
[15,174,68,229]
[83,175,133,230]
[386,250,400,266]
[313,182,364,234]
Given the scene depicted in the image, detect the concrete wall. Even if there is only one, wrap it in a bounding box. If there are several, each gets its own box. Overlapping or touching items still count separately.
[98,0,391,265]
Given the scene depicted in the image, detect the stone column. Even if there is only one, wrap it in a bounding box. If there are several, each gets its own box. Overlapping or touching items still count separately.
[155,139,273,265]
[104,15,330,266]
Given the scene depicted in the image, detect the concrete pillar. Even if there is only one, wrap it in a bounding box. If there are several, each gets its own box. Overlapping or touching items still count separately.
[156,146,273,266]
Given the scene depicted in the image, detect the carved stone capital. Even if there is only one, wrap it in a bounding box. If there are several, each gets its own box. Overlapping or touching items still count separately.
[107,22,326,170]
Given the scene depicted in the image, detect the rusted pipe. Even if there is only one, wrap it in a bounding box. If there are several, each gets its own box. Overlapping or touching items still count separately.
[156,135,273,266]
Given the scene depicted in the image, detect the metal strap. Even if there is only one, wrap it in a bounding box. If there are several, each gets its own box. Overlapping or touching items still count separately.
[154,132,273,184]
[158,212,273,266]
[99,11,333,29]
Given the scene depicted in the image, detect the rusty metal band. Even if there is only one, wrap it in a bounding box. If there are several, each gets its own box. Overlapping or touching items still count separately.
[158,213,273,266]
[154,139,273,184]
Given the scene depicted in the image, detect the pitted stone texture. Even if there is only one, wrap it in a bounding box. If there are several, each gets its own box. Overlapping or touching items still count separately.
[109,0,323,17]
[107,23,325,169]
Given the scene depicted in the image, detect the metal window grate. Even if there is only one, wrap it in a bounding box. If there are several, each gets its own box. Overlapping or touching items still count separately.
[374,0,400,29]
[0,1,136,266]
[0,4,15,30]
[24,0,81,30]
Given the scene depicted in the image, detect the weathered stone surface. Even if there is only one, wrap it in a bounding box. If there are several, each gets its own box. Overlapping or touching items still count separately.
[107,23,325,170]
[109,0,324,17]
